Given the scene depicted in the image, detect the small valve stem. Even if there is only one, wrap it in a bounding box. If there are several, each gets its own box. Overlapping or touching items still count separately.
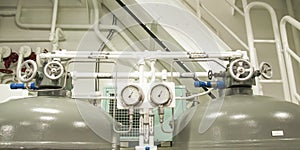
[158,105,164,123]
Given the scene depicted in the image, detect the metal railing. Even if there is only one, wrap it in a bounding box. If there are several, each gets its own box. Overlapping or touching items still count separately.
[280,16,300,104]
[182,0,295,102]
[244,2,291,101]
[220,1,298,103]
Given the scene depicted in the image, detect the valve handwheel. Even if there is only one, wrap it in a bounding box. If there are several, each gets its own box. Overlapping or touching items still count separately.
[229,59,254,81]
[17,60,38,83]
[260,62,273,79]
[44,61,64,80]
[208,70,213,80]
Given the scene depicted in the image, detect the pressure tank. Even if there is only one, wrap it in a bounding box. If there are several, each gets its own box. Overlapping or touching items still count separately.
[173,88,300,150]
[0,91,119,149]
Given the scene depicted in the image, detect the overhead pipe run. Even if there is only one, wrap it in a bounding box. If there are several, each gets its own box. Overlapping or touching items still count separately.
[115,0,215,98]
[49,0,59,43]
[92,0,117,51]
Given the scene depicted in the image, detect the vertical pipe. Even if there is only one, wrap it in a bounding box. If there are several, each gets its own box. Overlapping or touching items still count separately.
[150,59,156,83]
[92,0,117,51]
[138,59,145,84]
[16,55,24,83]
[149,109,154,146]
[139,110,144,146]
[49,0,59,43]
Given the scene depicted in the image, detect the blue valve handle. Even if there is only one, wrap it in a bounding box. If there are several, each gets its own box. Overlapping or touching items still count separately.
[194,81,225,89]
[10,83,37,90]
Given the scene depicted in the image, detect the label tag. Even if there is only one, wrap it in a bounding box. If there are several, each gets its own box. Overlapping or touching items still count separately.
[272,130,284,137]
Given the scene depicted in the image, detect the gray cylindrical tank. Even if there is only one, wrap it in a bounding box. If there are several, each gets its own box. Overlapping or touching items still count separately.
[0,95,118,149]
[173,92,300,150]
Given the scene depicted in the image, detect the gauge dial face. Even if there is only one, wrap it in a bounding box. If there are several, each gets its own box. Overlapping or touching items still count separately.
[150,84,171,105]
[121,85,143,106]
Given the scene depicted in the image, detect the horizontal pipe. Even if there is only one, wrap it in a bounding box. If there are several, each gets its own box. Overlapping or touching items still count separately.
[0,10,16,16]
[71,71,207,79]
[92,0,116,51]
[39,50,244,59]
[0,38,64,43]
[176,88,213,100]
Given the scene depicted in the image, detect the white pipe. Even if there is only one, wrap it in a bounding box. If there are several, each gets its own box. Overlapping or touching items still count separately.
[0,39,56,42]
[280,15,300,104]
[138,59,145,83]
[39,50,244,60]
[16,56,24,83]
[99,25,140,51]
[149,112,154,146]
[92,0,117,51]
[73,96,115,99]
[242,0,247,9]
[49,0,59,43]
[244,2,291,101]
[159,107,174,133]
[0,10,16,16]
[112,106,133,134]
[176,88,213,100]
[71,71,207,79]
[16,46,32,82]
[139,112,144,146]
[51,28,65,50]
[150,60,156,82]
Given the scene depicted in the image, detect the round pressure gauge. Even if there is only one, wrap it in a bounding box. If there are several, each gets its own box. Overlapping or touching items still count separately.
[120,85,143,106]
[150,84,172,106]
